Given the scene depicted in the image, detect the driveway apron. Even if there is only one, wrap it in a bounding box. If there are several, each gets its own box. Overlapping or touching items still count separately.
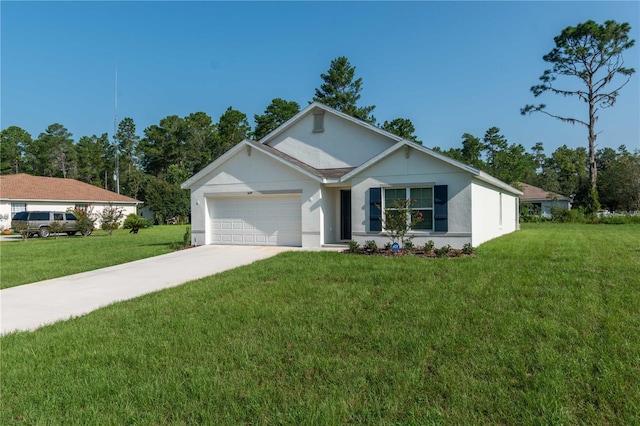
[1,245,291,334]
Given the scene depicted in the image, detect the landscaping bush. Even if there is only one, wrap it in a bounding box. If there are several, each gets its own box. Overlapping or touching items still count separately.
[423,240,435,252]
[434,244,452,258]
[462,243,474,255]
[48,221,66,239]
[99,205,125,236]
[69,207,96,236]
[123,214,151,234]
[363,240,377,252]
[348,240,360,253]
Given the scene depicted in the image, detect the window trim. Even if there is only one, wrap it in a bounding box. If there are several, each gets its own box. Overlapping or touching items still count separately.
[313,112,325,133]
[11,203,27,216]
[383,186,434,232]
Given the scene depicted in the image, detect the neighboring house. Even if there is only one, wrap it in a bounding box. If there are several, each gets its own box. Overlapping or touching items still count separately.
[0,174,140,229]
[182,102,522,249]
[519,182,572,218]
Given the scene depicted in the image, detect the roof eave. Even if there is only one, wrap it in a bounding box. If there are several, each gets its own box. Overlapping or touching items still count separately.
[181,140,324,189]
[259,102,404,146]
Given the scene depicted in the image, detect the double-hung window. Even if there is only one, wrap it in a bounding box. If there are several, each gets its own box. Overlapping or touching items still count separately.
[384,187,433,231]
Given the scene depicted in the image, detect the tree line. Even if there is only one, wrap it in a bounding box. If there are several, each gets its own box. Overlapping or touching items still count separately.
[435,130,639,211]
[1,18,638,221]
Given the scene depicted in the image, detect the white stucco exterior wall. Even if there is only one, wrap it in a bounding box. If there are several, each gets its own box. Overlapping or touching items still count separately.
[267,112,395,169]
[471,180,519,247]
[186,145,323,247]
[349,147,475,249]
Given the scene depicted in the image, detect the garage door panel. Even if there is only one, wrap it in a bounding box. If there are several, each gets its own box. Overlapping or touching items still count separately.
[209,195,302,246]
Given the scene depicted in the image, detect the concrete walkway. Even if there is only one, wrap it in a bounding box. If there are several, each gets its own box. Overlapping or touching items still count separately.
[1,245,301,335]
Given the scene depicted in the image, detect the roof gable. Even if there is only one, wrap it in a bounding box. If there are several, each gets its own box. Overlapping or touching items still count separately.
[0,174,140,203]
[519,182,571,201]
[259,102,400,169]
[342,140,523,196]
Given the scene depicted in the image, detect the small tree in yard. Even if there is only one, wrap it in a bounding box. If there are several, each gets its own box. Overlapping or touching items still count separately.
[13,221,30,241]
[69,207,96,236]
[383,199,423,248]
[100,204,125,236]
[48,221,66,239]
[123,214,151,234]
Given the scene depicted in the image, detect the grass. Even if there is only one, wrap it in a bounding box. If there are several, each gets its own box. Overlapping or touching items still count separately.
[1,223,639,424]
[0,225,188,289]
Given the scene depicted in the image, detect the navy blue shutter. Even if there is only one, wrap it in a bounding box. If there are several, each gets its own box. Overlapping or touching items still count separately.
[434,185,448,232]
[369,187,382,232]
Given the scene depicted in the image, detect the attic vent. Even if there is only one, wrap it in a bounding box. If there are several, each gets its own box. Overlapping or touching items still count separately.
[313,112,324,133]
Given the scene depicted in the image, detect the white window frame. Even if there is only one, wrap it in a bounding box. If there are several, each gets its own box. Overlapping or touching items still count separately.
[11,203,27,216]
[383,187,434,232]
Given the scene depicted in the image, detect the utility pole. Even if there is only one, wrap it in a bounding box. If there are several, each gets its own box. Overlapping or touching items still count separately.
[113,64,120,194]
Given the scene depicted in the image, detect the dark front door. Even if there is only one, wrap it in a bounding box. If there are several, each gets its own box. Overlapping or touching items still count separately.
[340,190,352,240]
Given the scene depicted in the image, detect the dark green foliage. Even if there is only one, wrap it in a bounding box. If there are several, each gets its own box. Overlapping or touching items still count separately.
[462,243,474,255]
[0,126,32,174]
[138,115,188,177]
[123,214,151,234]
[434,244,451,257]
[76,133,112,189]
[363,240,377,252]
[313,56,376,124]
[70,207,96,237]
[114,117,140,176]
[423,240,435,252]
[581,187,601,217]
[27,124,76,178]
[460,133,485,169]
[183,226,191,247]
[253,98,300,140]
[216,107,251,157]
[381,118,421,143]
[597,146,640,211]
[598,215,640,225]
[141,174,189,225]
[348,240,360,253]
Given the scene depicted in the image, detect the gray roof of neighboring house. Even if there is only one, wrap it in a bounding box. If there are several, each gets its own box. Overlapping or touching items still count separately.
[519,182,571,202]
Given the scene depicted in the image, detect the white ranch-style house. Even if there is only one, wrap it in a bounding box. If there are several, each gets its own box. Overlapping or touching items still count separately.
[182,103,522,249]
[0,174,139,230]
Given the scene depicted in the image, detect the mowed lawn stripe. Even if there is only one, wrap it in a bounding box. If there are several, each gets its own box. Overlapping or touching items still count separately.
[1,224,639,424]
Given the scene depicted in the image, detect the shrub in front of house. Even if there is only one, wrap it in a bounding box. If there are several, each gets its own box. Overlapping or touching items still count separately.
[48,221,66,239]
[69,207,96,236]
[123,214,151,234]
[100,205,125,236]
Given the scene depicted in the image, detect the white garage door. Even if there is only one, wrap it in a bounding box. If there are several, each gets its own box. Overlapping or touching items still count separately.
[209,195,302,246]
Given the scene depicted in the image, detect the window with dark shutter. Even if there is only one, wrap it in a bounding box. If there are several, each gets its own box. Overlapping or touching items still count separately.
[433,185,448,232]
[369,187,382,232]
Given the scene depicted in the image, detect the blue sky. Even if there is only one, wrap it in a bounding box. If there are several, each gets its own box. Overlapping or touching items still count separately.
[2,1,639,155]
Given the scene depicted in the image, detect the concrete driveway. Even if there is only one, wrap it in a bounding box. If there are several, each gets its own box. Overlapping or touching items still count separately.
[1,245,296,335]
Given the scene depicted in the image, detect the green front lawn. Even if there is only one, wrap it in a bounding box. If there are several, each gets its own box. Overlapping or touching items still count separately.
[1,224,639,424]
[0,225,188,288]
